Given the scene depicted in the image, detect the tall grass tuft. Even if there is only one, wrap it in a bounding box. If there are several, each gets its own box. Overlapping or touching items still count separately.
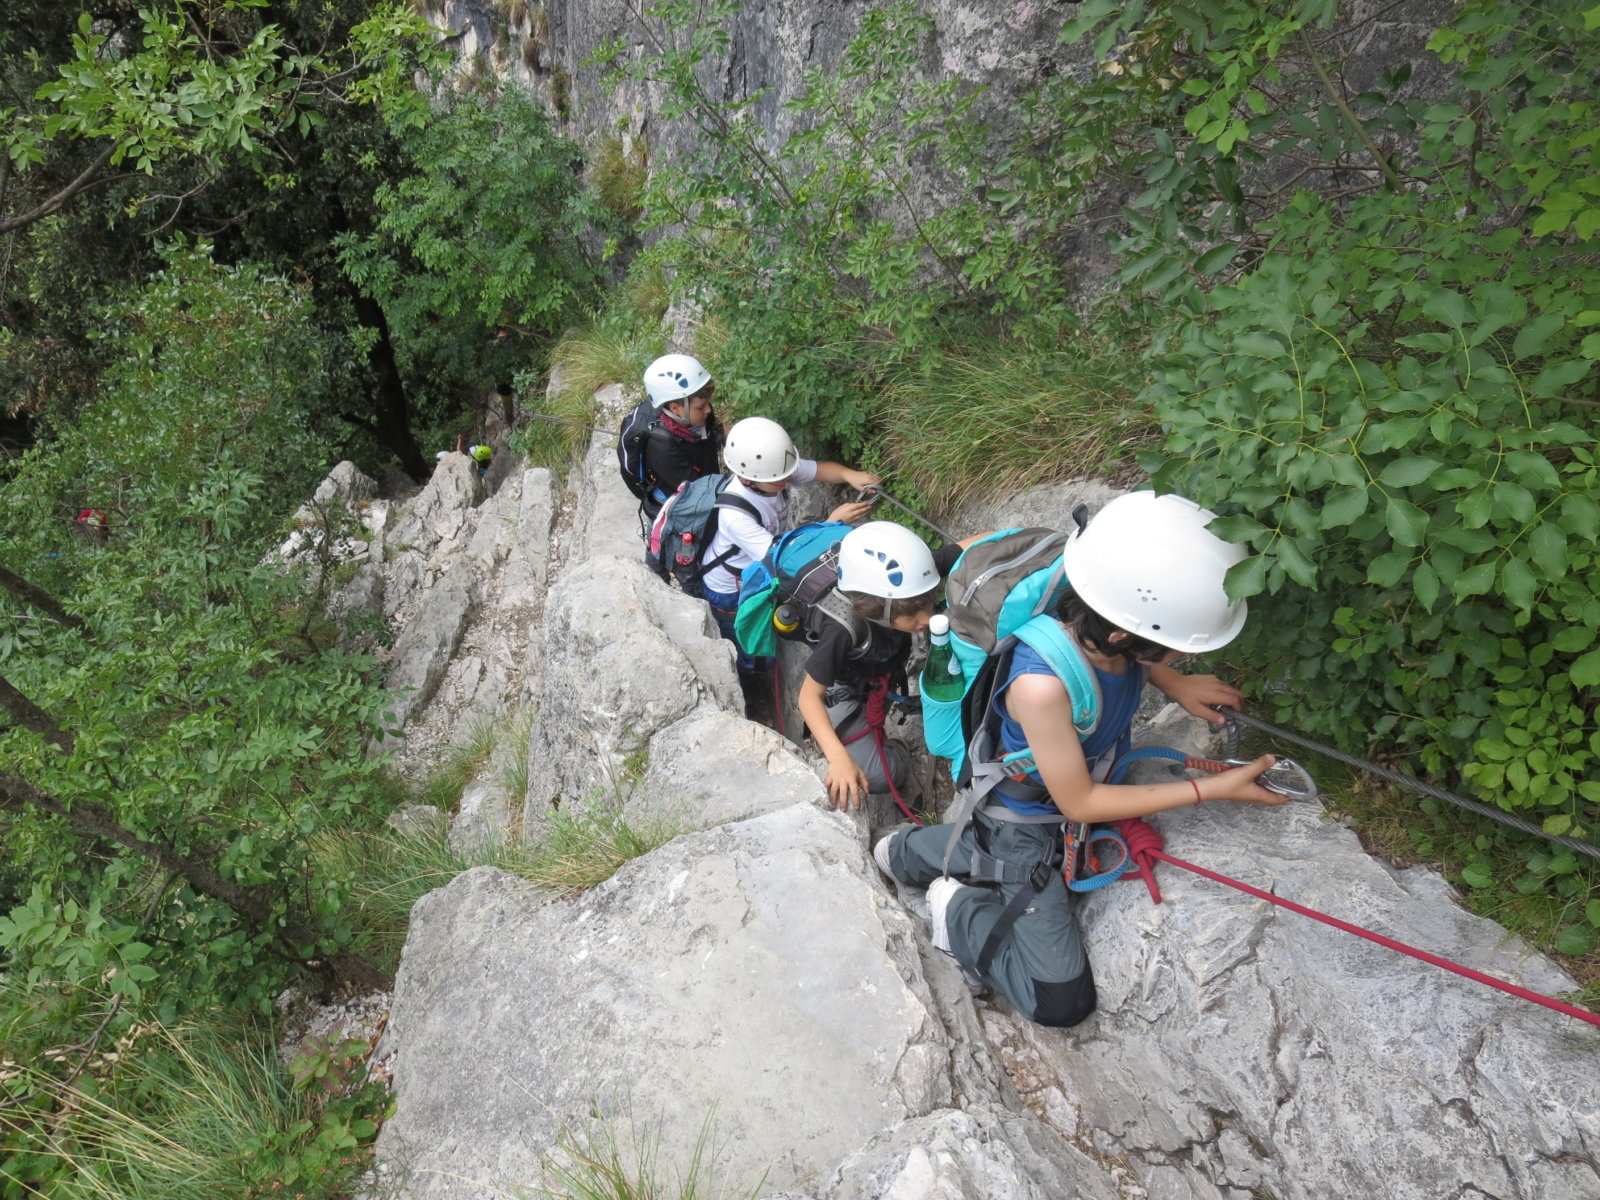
[876,341,1154,515]
[320,798,681,969]
[417,715,500,811]
[1,1017,381,1200]
[522,1108,764,1200]
[525,801,679,895]
[513,282,668,470]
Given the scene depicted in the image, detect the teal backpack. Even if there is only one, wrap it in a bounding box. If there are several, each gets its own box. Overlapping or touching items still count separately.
[920,528,1103,787]
[732,521,857,658]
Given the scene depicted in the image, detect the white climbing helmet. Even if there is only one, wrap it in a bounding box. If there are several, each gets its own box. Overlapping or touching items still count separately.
[838,521,940,599]
[723,416,798,482]
[1062,491,1248,652]
[643,353,712,409]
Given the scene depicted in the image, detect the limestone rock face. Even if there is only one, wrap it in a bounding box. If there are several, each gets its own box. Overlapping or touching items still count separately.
[365,446,1600,1199]
[522,554,740,816]
[378,806,1114,1199]
[627,709,827,830]
[983,784,1600,1200]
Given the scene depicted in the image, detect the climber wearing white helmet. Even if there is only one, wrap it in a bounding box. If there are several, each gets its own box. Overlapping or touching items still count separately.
[638,353,725,513]
[793,520,988,810]
[875,491,1285,1028]
[698,416,879,662]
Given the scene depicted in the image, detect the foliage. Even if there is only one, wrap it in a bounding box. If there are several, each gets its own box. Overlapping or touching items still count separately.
[1049,0,1600,931]
[512,278,669,470]
[876,340,1151,514]
[336,83,615,420]
[1,0,430,232]
[0,1003,386,1200]
[0,243,399,1025]
[594,1,1085,459]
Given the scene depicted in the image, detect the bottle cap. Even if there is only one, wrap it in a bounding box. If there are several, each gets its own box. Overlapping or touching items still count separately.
[928,613,950,637]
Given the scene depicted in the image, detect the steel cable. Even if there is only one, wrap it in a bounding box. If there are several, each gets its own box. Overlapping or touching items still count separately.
[1217,707,1600,862]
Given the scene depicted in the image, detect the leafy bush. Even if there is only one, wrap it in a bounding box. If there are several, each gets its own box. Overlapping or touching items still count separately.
[1053,0,1600,940]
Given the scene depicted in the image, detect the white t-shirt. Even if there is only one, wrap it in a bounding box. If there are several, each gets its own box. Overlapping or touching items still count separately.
[701,459,819,595]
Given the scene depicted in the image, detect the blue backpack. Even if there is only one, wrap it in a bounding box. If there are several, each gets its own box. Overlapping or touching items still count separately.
[732,521,858,658]
[645,475,760,599]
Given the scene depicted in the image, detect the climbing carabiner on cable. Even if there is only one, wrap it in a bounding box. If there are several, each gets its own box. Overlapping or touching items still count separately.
[1184,754,1319,802]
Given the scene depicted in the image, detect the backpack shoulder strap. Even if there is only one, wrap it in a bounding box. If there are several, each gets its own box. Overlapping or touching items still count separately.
[810,587,869,649]
[1013,615,1101,736]
[712,491,762,522]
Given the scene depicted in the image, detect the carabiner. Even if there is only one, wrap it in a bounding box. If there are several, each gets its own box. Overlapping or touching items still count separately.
[1222,757,1318,801]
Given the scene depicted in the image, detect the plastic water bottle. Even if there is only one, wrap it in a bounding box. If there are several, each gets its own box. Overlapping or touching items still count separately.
[921,613,965,703]
[674,531,696,568]
[772,602,801,634]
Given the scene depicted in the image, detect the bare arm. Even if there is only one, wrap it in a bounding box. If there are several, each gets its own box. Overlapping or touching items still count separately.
[812,461,880,490]
[798,674,870,811]
[1011,672,1284,823]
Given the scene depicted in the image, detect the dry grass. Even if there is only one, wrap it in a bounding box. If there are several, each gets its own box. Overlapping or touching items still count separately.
[876,341,1154,516]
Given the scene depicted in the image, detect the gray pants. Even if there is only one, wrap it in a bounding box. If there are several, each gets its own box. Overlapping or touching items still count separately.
[829,695,909,794]
[885,811,1096,1027]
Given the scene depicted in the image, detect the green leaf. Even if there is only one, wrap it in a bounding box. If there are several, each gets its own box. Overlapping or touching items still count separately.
[1377,457,1440,488]
[1385,497,1429,547]
[1453,560,1497,598]
[1512,313,1564,359]
[1555,925,1598,955]
[1460,864,1493,889]
[1500,557,1537,611]
[1321,485,1369,527]
[1570,648,1600,688]
[1413,561,1440,610]
[1226,554,1269,599]
[1195,242,1241,274]
[1367,550,1410,587]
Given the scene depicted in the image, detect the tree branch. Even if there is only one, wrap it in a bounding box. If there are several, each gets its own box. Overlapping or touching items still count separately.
[0,672,72,752]
[0,143,118,234]
[0,565,90,634]
[0,772,393,991]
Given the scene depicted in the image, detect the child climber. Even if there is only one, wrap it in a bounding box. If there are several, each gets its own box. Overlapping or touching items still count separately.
[639,353,724,518]
[796,520,981,810]
[697,417,878,658]
[874,491,1286,1028]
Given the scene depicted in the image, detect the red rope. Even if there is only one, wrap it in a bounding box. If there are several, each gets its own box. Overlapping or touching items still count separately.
[1150,847,1600,1030]
[841,676,923,825]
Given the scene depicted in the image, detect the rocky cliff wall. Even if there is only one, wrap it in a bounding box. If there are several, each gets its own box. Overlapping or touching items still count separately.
[322,377,1600,1199]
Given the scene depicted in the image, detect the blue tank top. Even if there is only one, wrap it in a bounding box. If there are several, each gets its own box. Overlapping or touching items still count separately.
[992,640,1145,815]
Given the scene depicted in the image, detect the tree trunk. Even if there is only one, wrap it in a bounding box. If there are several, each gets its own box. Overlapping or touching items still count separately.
[351,293,430,482]
[0,565,89,634]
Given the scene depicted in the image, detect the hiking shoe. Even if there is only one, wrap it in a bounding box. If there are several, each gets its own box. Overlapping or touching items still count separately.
[873,830,932,921]
[927,876,966,958]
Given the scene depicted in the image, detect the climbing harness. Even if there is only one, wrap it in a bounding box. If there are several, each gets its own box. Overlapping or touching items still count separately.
[839,675,923,825]
[1213,706,1600,862]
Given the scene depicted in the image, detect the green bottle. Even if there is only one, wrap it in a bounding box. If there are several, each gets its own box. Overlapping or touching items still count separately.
[921,614,965,703]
